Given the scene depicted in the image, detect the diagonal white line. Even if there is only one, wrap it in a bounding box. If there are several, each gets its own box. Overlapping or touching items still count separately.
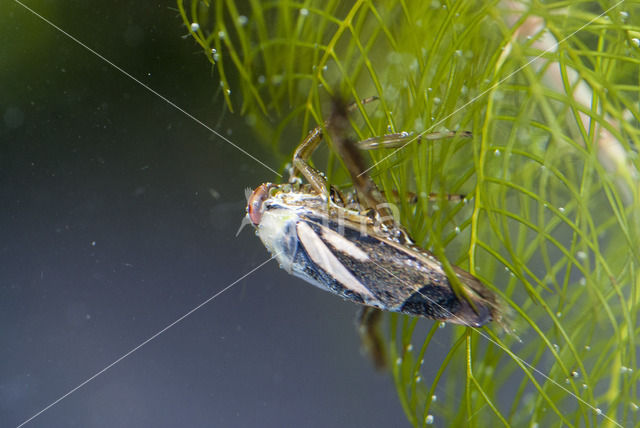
[15,254,278,428]
[13,0,282,178]
[364,255,622,427]
[357,0,625,178]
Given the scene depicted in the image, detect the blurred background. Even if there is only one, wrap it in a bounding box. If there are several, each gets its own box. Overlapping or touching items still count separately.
[0,1,430,426]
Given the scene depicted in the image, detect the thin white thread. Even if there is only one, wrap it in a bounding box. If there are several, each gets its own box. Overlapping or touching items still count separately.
[13,0,282,178]
[357,0,625,178]
[16,254,278,428]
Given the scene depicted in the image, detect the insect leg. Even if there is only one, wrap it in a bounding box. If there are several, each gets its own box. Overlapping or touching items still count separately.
[346,95,379,112]
[355,130,471,150]
[355,130,470,204]
[291,96,380,198]
[291,125,331,196]
[356,307,387,370]
[382,190,466,204]
[327,99,396,225]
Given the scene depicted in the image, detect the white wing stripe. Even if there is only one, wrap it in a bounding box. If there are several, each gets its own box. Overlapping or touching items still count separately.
[296,222,378,303]
[319,225,370,261]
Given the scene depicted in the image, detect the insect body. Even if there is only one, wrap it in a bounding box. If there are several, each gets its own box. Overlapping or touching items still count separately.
[246,99,498,327]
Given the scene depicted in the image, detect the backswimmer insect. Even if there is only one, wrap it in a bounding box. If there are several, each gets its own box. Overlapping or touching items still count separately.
[243,97,501,340]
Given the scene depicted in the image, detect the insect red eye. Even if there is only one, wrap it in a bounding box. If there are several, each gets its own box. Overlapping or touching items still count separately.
[247,183,273,225]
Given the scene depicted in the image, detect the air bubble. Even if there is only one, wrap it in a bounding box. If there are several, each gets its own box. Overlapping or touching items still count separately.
[425,415,434,424]
[632,38,640,47]
[556,312,562,318]
[494,149,501,156]
[595,408,602,416]
[258,75,266,84]
[237,15,248,26]
[416,376,422,382]
[455,49,463,57]
[582,383,588,390]
[431,394,437,402]
[576,251,587,260]
[218,30,226,40]
[584,345,591,351]
[571,370,579,378]
[454,226,460,234]
[632,402,639,411]
[300,8,309,16]
[438,321,446,328]
[190,22,200,32]
[558,207,565,213]
[579,277,586,286]
[620,11,629,20]
[433,97,441,104]
[406,344,413,352]
[553,343,559,352]
[396,357,402,365]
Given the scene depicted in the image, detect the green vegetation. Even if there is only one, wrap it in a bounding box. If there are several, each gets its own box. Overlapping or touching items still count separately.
[178,1,640,426]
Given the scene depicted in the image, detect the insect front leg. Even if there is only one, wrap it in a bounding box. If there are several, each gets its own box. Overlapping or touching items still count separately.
[291,125,331,197]
[290,96,380,196]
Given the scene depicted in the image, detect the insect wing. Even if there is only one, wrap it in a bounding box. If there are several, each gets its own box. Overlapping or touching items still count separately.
[296,215,492,327]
